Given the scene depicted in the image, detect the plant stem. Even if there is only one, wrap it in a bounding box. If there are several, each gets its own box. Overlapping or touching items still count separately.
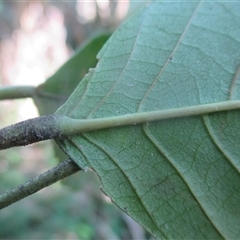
[59,100,240,135]
[0,159,81,210]
[0,86,36,100]
[0,115,63,150]
[1,100,240,150]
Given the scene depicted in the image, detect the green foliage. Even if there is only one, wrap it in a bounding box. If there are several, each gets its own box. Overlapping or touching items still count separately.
[55,2,240,239]
[34,33,110,116]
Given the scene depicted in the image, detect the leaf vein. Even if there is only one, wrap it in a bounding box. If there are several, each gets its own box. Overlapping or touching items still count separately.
[82,133,167,239]
[143,124,225,239]
[86,10,149,119]
[203,115,240,174]
[138,1,203,112]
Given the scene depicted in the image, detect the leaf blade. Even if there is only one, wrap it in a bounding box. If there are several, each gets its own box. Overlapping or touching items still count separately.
[56,2,240,238]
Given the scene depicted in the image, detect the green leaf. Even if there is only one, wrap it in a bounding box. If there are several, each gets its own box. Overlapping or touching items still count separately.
[55,2,240,239]
[34,33,110,116]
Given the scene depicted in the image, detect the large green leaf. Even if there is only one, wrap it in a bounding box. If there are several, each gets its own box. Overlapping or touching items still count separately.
[55,2,240,239]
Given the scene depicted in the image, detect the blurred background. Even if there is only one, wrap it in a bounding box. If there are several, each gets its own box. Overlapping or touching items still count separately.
[0,1,151,239]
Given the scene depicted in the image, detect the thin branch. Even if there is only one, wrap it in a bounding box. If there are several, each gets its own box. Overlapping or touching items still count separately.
[0,115,63,150]
[0,86,36,100]
[0,158,81,210]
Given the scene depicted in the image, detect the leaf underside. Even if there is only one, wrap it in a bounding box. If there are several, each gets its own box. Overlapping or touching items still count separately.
[56,2,240,239]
